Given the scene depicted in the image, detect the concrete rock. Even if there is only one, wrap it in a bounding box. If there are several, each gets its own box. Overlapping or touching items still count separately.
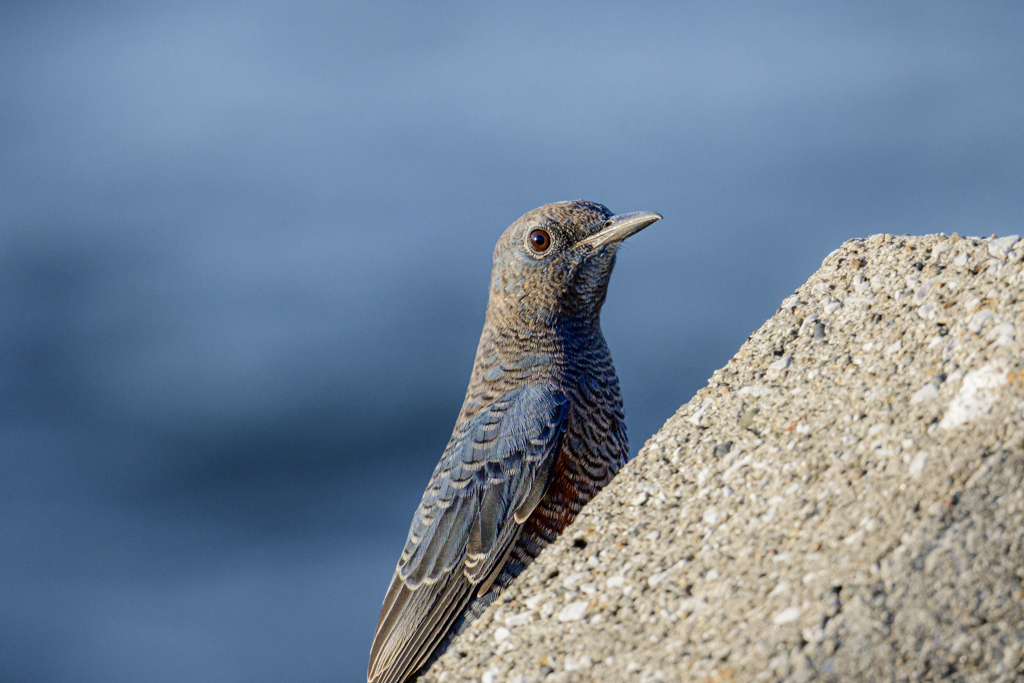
[422,233,1024,682]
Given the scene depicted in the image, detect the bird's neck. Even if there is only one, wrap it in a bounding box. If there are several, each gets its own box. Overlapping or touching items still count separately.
[459,310,606,421]
[479,306,604,374]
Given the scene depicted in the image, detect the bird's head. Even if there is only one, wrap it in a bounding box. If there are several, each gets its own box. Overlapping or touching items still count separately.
[488,200,662,329]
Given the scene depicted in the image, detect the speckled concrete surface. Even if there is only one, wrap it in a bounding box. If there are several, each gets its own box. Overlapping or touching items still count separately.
[421,233,1024,683]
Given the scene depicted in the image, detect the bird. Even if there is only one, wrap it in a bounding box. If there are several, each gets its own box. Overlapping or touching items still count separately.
[367,200,662,683]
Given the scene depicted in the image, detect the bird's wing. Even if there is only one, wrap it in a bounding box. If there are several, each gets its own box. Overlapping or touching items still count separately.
[367,383,569,683]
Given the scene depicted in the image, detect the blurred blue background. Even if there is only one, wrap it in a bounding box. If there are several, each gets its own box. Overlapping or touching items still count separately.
[2,2,1023,681]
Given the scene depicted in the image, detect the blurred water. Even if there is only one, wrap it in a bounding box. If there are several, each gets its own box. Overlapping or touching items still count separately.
[2,2,1023,680]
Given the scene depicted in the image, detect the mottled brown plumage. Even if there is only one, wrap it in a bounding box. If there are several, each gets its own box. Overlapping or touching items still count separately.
[367,201,662,683]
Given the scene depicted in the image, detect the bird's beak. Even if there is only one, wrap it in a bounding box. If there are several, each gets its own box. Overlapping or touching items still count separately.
[577,211,663,249]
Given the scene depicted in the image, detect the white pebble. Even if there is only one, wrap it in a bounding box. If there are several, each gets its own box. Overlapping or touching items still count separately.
[967,310,995,333]
[606,575,625,589]
[523,593,546,610]
[768,356,793,371]
[988,235,1020,259]
[843,529,866,545]
[505,612,533,627]
[953,251,971,267]
[648,570,669,587]
[773,607,802,625]
[630,491,650,506]
[988,321,1016,345]
[885,340,903,355]
[564,655,593,671]
[823,299,843,314]
[914,276,941,301]
[910,384,940,404]
[909,451,929,478]
[939,362,1008,429]
[803,626,826,643]
[562,572,585,588]
[688,399,713,426]
[481,667,501,683]
[557,600,589,622]
[494,627,511,643]
[702,508,722,525]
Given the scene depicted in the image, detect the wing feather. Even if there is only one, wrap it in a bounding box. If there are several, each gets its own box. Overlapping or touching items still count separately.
[367,382,568,683]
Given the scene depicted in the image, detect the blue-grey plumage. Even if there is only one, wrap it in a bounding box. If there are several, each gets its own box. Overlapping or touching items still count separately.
[367,201,662,683]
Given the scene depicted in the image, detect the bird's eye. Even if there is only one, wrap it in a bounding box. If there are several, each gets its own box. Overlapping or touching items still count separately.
[528,229,551,253]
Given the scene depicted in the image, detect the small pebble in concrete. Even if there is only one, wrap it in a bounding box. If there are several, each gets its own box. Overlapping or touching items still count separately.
[967,309,995,333]
[988,235,1020,258]
[557,601,588,622]
[505,613,532,627]
[908,451,929,478]
[990,321,1015,345]
[773,607,801,625]
[688,399,712,426]
[939,361,1009,428]
[910,384,939,404]
[563,655,592,671]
